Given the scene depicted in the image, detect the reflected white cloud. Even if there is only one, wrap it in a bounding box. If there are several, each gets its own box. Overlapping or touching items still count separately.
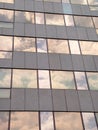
[71,0,87,4]
[37,39,47,53]
[69,40,80,54]
[64,15,74,26]
[0,0,14,3]
[35,13,44,24]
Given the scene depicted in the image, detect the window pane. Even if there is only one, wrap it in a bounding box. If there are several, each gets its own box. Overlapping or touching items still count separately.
[75,72,88,90]
[95,113,98,124]
[0,69,11,88]
[0,112,9,130]
[93,17,98,28]
[0,36,12,51]
[48,39,69,54]
[69,40,80,54]
[0,0,14,3]
[51,71,75,89]
[64,15,74,26]
[10,112,39,130]
[55,112,83,130]
[46,14,64,25]
[35,13,44,24]
[82,113,97,130]
[37,39,47,53]
[15,11,34,23]
[0,52,12,59]
[0,22,13,28]
[71,0,87,4]
[62,0,70,3]
[88,0,98,5]
[12,69,37,88]
[0,89,10,98]
[63,3,72,14]
[14,37,36,52]
[87,72,98,90]
[40,112,54,130]
[38,70,50,88]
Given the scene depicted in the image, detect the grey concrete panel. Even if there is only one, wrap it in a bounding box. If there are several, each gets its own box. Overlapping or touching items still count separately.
[66,27,78,39]
[65,90,80,111]
[78,90,94,111]
[44,2,53,13]
[91,91,98,111]
[49,53,61,70]
[86,28,98,41]
[0,3,4,8]
[93,56,98,71]
[25,52,37,69]
[25,88,39,110]
[24,0,35,11]
[25,24,35,37]
[2,28,13,35]
[0,59,12,68]
[81,5,90,15]
[60,54,73,70]
[13,52,25,68]
[71,4,82,15]
[56,26,67,39]
[52,89,67,111]
[11,89,25,110]
[46,25,57,38]
[0,99,10,110]
[37,53,49,69]
[83,55,96,71]
[76,27,88,40]
[53,2,63,13]
[34,1,44,12]
[39,89,53,111]
[14,23,25,36]
[72,55,84,71]
[15,0,24,10]
[36,24,46,37]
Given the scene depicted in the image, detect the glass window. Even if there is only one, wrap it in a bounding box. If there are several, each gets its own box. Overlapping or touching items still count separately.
[14,37,36,52]
[75,72,88,90]
[37,39,47,53]
[64,15,74,26]
[35,13,44,24]
[0,0,14,3]
[69,40,80,54]
[74,16,94,28]
[0,69,11,88]
[0,89,10,98]
[40,112,54,130]
[0,112,9,130]
[88,0,98,5]
[12,69,37,88]
[62,3,72,14]
[10,112,39,130]
[0,36,12,51]
[82,113,97,130]
[15,11,34,23]
[95,113,98,124]
[96,29,98,35]
[0,52,12,59]
[46,14,64,26]
[80,41,98,55]
[70,0,87,4]
[0,22,13,28]
[62,0,70,3]
[38,70,50,88]
[48,39,69,54]
[51,71,75,89]
[87,72,98,90]
[54,112,83,130]
[93,17,98,28]
[44,0,61,2]
[0,9,13,22]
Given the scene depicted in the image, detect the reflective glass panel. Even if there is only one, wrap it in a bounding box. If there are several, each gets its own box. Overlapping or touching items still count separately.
[74,16,94,27]
[87,72,98,90]
[55,112,83,130]
[95,113,98,124]
[0,69,11,88]
[35,13,44,24]
[64,15,74,26]
[0,52,12,59]
[0,89,10,98]
[69,40,80,54]
[44,0,61,2]
[82,113,97,130]
[51,71,75,89]
[37,39,47,53]
[75,72,88,90]
[40,112,54,130]
[0,112,9,130]
[48,39,69,54]
[62,0,70,3]
[88,0,98,5]
[80,41,98,55]
[10,112,39,130]
[38,70,50,88]
[0,0,14,3]
[71,0,87,4]
[93,17,98,28]
[15,11,34,23]
[0,9,13,22]
[96,29,98,35]
[46,14,64,25]
[63,3,72,14]
[0,22,13,28]
[0,36,12,51]
[14,37,36,52]
[12,69,37,88]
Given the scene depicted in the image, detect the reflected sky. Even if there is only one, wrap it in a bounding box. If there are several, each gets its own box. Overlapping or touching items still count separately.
[75,72,88,90]
[0,112,9,130]
[40,112,54,130]
[38,70,50,88]
[37,39,47,53]
[0,89,10,98]
[48,39,69,54]
[82,113,97,130]
[35,13,44,24]
[55,112,83,130]
[69,40,80,54]
[51,71,75,89]
[10,112,39,130]
[12,69,37,88]
[14,37,36,52]
[62,3,72,14]
[64,15,74,26]
[87,72,98,90]
[70,0,87,4]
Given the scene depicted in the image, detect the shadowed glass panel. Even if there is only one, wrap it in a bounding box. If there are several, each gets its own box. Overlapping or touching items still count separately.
[0,22,13,28]
[63,3,72,14]
[0,89,10,98]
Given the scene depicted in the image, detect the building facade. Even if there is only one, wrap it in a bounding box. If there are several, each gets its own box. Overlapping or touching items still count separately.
[0,0,98,129]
